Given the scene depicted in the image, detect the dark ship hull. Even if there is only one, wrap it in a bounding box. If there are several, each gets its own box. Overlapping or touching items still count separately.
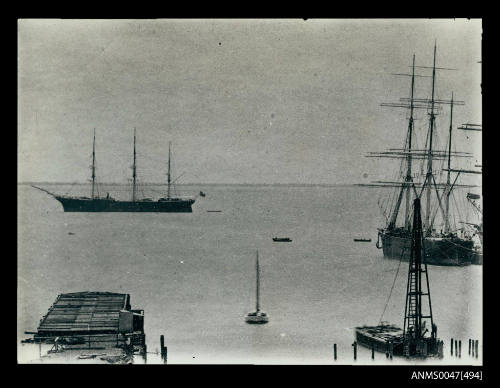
[272,237,292,242]
[379,229,476,266]
[55,196,195,213]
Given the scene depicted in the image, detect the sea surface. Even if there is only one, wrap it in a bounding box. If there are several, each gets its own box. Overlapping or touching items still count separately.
[17,184,482,364]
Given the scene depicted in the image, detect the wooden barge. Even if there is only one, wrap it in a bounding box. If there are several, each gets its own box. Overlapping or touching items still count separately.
[355,323,404,355]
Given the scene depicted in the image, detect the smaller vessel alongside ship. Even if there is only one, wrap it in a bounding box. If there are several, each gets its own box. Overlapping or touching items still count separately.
[245,251,269,324]
[354,238,371,242]
[272,237,292,242]
[463,192,483,265]
[356,198,443,358]
[33,129,196,213]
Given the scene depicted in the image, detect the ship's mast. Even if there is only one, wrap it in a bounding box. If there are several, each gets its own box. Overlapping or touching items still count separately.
[91,128,96,199]
[388,55,416,230]
[167,142,172,199]
[132,128,137,202]
[404,55,416,230]
[424,43,438,232]
[256,250,260,312]
[444,93,454,234]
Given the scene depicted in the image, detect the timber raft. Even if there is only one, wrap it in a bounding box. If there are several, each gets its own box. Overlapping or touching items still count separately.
[21,291,146,363]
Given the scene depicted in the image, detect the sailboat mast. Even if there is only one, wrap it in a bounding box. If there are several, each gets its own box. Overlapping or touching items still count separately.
[404,54,416,230]
[256,251,260,312]
[132,128,137,202]
[444,93,454,234]
[425,43,438,231]
[91,128,96,199]
[167,142,171,199]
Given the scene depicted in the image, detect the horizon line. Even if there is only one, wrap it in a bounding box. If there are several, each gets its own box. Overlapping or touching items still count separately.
[19,181,361,187]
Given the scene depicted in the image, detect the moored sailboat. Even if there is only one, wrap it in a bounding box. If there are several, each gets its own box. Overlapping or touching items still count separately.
[245,251,269,324]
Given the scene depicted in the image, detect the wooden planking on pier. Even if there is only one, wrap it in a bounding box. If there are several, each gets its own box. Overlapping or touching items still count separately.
[37,292,130,334]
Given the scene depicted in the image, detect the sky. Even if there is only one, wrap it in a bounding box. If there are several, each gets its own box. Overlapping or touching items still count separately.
[18,19,482,185]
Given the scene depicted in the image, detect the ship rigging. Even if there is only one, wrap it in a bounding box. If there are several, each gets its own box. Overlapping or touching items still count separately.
[33,129,197,212]
[359,44,481,266]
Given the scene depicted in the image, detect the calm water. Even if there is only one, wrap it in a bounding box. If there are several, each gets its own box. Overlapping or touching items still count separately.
[17,184,482,364]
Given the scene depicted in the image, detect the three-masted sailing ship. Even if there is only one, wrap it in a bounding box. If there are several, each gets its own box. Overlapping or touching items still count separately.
[355,198,443,358]
[362,45,481,266]
[33,129,196,212]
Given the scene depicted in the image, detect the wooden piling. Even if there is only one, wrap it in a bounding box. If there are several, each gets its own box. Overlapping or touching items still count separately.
[450,338,453,356]
[459,340,461,358]
[468,339,471,356]
[454,340,458,357]
[389,341,393,360]
[471,340,475,357]
[475,340,478,358]
[371,345,375,360]
[352,341,357,361]
[160,335,166,363]
[333,344,337,361]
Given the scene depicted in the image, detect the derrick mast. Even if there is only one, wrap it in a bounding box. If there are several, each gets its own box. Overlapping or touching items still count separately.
[403,198,437,356]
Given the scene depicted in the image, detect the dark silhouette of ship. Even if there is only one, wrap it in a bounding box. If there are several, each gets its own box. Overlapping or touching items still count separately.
[33,129,196,213]
[359,45,481,266]
[272,237,292,242]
